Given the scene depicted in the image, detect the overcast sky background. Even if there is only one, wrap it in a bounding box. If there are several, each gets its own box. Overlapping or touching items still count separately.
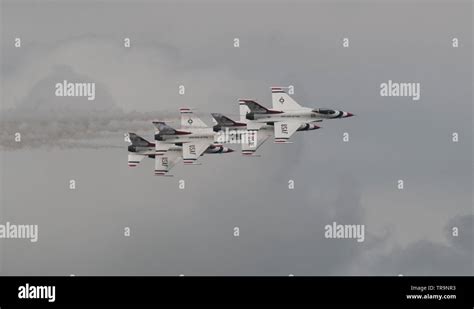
[0,0,472,275]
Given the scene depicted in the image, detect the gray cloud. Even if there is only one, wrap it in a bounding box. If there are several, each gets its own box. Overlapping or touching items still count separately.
[1,64,183,149]
[0,0,472,275]
[351,214,473,275]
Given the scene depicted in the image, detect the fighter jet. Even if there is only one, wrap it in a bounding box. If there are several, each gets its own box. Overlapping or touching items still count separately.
[211,103,272,156]
[211,95,322,155]
[153,142,232,176]
[127,132,233,176]
[152,108,234,174]
[241,87,353,143]
[127,133,156,167]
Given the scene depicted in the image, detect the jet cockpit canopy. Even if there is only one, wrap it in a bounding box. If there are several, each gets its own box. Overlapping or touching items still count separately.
[313,108,336,115]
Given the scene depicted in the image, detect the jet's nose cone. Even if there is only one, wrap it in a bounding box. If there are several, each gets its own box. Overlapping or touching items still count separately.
[228,148,235,153]
[345,112,354,118]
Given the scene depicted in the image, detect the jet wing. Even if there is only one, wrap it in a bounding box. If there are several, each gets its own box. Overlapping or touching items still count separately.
[246,122,266,131]
[274,121,301,143]
[182,141,210,164]
[155,148,181,176]
[242,127,272,155]
[155,142,173,156]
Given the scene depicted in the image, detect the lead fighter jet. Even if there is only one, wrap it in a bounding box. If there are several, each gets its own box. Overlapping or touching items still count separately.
[241,87,353,143]
[211,101,322,156]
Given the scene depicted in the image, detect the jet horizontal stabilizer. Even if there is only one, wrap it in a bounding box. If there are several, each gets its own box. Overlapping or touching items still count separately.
[154,170,174,177]
[274,139,294,144]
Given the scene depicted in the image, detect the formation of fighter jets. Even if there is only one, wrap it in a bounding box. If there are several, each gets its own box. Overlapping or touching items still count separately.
[127,87,354,176]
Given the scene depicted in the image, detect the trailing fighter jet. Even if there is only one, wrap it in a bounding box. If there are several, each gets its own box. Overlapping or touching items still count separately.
[241,87,353,143]
[153,141,232,176]
[211,103,273,156]
[152,108,234,174]
[127,133,156,167]
[127,132,232,176]
[126,133,185,174]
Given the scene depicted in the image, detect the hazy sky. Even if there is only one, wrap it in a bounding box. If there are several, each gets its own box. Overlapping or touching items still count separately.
[0,0,472,275]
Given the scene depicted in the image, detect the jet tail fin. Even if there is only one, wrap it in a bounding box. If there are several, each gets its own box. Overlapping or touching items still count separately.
[271,87,302,110]
[180,108,208,128]
[239,101,251,123]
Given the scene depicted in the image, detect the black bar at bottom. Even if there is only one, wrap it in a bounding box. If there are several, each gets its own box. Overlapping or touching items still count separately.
[0,276,472,306]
